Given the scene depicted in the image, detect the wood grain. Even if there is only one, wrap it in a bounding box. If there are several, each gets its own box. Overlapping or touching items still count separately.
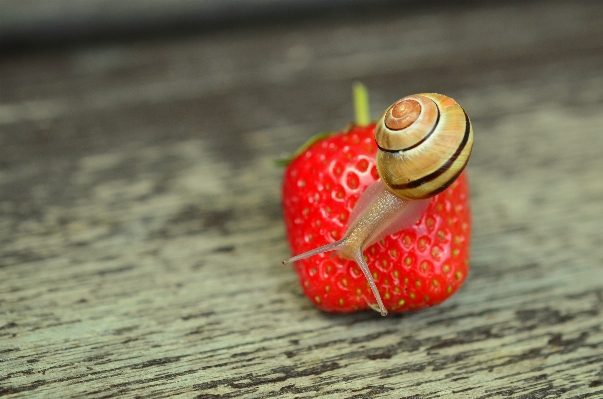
[2,1,603,397]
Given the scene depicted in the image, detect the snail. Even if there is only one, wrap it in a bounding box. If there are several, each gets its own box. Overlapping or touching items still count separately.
[283,93,473,316]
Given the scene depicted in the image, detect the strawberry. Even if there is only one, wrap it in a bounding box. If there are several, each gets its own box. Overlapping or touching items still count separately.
[281,123,471,314]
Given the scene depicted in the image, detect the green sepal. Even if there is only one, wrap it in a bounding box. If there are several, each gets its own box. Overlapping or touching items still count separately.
[274,82,370,168]
[273,131,334,167]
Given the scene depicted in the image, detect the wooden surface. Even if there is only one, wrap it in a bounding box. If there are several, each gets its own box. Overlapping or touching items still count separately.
[2,1,603,397]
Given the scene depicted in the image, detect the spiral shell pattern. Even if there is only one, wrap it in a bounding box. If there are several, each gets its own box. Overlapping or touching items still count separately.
[375,93,473,200]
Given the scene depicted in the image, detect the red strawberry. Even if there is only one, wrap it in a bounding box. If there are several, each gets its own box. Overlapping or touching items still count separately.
[282,123,471,314]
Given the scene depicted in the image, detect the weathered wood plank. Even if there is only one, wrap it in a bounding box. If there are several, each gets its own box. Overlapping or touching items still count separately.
[1,1,603,398]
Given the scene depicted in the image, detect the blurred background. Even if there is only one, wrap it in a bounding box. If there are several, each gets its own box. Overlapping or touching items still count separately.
[2,0,457,49]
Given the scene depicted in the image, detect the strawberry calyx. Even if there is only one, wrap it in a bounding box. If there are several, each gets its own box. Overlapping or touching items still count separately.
[273,131,335,167]
[274,83,372,167]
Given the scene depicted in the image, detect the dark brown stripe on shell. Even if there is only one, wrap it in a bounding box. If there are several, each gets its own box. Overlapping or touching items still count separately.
[426,150,471,197]
[376,97,441,153]
[387,109,471,193]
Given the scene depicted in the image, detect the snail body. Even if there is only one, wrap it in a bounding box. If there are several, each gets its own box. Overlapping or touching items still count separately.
[283,93,473,316]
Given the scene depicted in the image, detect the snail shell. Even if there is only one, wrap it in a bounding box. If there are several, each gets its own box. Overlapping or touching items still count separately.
[375,93,473,200]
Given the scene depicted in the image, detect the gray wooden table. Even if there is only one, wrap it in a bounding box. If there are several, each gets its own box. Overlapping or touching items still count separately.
[2,1,603,397]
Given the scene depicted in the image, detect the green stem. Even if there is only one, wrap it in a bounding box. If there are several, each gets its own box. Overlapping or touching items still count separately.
[353,82,370,126]
[274,83,371,167]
